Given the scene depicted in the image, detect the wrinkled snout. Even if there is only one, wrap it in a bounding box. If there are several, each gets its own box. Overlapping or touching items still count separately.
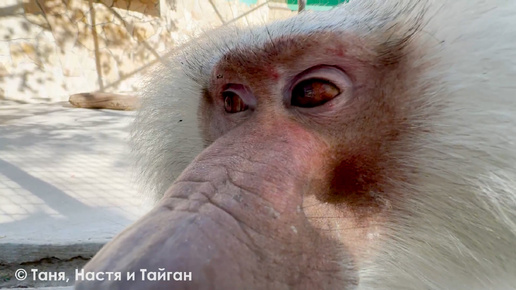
[75,121,357,290]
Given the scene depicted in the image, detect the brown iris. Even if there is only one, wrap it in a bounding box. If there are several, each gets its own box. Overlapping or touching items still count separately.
[291,79,340,108]
[223,91,248,113]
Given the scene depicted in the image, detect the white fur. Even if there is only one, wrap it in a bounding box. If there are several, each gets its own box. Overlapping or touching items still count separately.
[132,1,516,288]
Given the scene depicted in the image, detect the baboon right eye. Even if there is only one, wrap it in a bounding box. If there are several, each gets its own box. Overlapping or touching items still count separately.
[221,84,255,114]
[223,91,248,113]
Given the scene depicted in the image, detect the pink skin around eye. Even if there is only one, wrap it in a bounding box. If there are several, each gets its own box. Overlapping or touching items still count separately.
[285,65,354,112]
[291,66,352,94]
[222,84,257,109]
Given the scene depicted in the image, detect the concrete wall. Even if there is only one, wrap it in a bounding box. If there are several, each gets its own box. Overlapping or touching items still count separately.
[0,0,295,103]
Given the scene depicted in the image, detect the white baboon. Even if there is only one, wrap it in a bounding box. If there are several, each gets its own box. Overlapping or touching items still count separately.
[76,1,516,289]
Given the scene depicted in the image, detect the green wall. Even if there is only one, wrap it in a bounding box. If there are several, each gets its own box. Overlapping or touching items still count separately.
[237,0,349,11]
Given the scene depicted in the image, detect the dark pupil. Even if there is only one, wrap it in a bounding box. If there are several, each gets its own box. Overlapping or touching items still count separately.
[291,79,340,108]
[223,92,247,113]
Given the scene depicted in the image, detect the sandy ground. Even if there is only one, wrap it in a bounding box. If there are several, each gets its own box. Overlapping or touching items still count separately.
[0,102,152,288]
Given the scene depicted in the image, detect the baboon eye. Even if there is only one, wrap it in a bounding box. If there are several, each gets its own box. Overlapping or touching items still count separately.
[223,91,248,113]
[291,79,340,108]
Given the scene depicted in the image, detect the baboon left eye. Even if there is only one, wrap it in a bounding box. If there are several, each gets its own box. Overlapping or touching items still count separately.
[291,79,340,108]
[223,91,248,113]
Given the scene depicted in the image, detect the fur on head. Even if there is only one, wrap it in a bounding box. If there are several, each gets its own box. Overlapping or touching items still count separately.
[132,1,516,288]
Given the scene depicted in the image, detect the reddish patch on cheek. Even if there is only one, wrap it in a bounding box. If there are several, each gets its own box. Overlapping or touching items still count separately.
[327,151,385,208]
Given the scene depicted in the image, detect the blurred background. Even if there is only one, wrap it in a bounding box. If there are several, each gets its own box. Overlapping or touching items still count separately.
[0,1,346,288]
[0,0,347,104]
